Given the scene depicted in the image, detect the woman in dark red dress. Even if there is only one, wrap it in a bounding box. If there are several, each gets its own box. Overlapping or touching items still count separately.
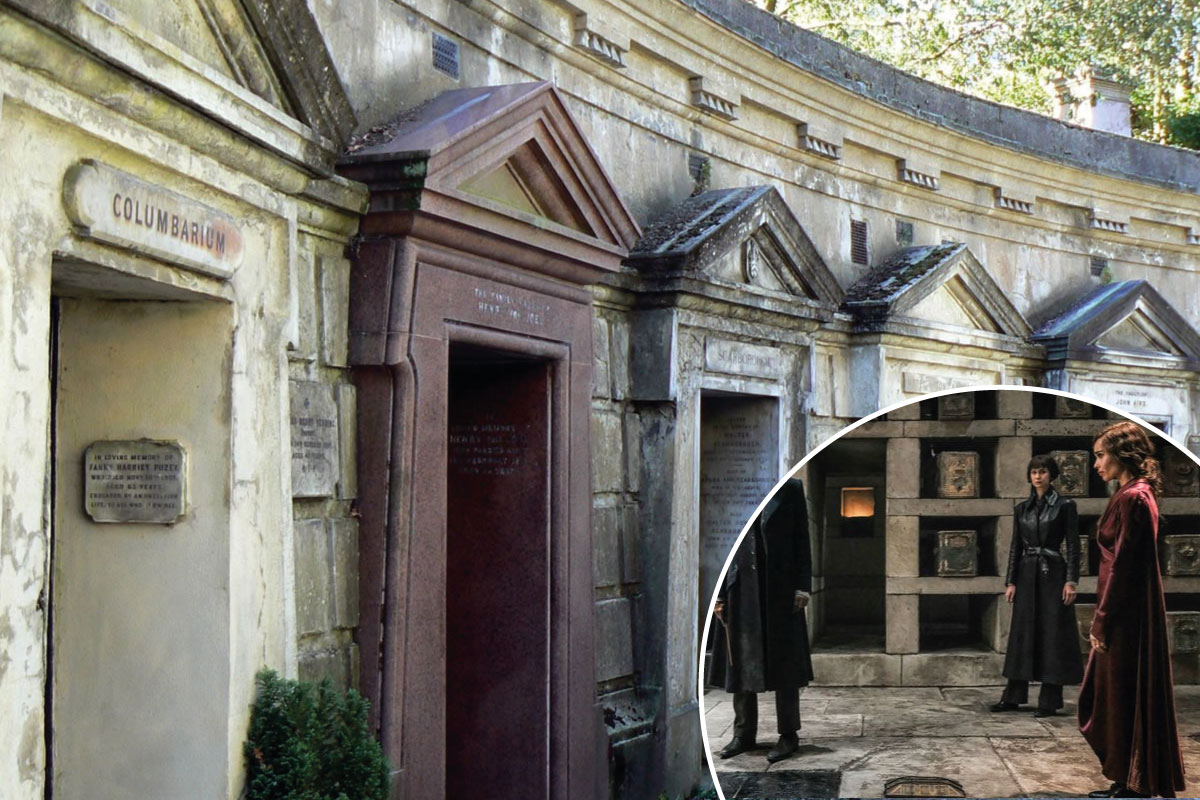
[1079,421,1185,798]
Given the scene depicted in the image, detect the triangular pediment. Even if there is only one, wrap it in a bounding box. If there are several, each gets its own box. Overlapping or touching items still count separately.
[625,186,843,308]
[842,243,1029,337]
[343,83,641,251]
[1034,282,1200,363]
[84,0,355,146]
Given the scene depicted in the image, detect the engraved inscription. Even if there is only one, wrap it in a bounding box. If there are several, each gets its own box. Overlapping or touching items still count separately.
[449,422,527,476]
[84,440,186,523]
[473,287,550,327]
[902,371,977,395]
[290,381,339,498]
[704,338,782,380]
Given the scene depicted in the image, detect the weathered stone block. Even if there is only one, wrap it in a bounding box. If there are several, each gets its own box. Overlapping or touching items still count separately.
[997,389,1032,420]
[623,412,641,494]
[291,380,340,498]
[1049,450,1089,497]
[1162,535,1200,577]
[294,517,331,636]
[935,530,977,576]
[591,411,624,492]
[593,504,622,588]
[595,598,634,681]
[592,316,611,399]
[1163,446,1200,496]
[298,647,352,689]
[900,653,1005,685]
[938,393,974,420]
[610,318,631,401]
[336,383,357,500]
[288,250,317,360]
[886,516,919,577]
[811,653,902,686]
[621,503,641,584]
[888,402,921,421]
[996,436,1032,498]
[887,439,920,498]
[1055,396,1092,418]
[936,451,979,498]
[319,253,349,367]
[886,594,919,654]
[330,517,359,629]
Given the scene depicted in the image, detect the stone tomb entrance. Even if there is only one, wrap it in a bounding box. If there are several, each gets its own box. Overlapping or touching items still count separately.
[699,395,780,638]
[340,83,639,798]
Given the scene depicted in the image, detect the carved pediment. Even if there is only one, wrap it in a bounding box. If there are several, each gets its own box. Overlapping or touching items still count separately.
[89,0,355,145]
[1033,281,1200,364]
[343,83,640,250]
[842,243,1029,337]
[625,186,842,308]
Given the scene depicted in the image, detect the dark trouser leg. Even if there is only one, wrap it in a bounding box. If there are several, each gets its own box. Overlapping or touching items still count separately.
[1001,678,1029,705]
[1037,682,1063,712]
[732,691,759,742]
[775,686,801,735]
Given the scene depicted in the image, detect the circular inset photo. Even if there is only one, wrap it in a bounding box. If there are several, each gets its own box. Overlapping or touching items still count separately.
[700,387,1198,800]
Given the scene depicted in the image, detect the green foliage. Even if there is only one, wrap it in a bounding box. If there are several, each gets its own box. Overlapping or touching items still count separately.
[244,669,390,800]
[761,0,1200,147]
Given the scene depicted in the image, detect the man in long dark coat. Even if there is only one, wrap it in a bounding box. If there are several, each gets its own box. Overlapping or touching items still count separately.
[713,476,813,763]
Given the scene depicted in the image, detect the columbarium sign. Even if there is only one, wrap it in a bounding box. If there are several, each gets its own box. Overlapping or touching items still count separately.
[83,440,187,524]
[62,160,245,278]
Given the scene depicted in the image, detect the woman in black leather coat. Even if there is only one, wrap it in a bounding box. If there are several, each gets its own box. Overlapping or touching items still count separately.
[992,454,1084,716]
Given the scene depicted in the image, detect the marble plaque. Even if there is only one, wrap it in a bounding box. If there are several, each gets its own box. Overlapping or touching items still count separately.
[1054,396,1092,418]
[84,440,186,523]
[1162,534,1200,577]
[291,381,340,498]
[935,451,979,498]
[1168,611,1200,654]
[1049,450,1088,497]
[935,530,977,576]
[703,338,782,380]
[62,160,244,278]
[1163,447,1200,497]
[938,393,974,420]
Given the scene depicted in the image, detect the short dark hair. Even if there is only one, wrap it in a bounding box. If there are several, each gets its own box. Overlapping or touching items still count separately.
[1028,454,1060,481]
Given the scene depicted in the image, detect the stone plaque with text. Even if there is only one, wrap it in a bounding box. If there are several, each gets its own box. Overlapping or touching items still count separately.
[291,381,340,498]
[84,440,186,523]
[935,530,977,576]
[938,393,974,420]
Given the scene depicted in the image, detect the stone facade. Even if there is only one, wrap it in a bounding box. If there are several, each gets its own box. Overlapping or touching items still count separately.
[0,2,361,799]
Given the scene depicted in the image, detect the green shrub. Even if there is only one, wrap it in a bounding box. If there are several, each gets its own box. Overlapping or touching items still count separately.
[244,669,390,800]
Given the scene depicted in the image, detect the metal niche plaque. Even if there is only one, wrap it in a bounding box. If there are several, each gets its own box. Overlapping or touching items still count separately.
[1055,396,1092,418]
[1050,450,1089,497]
[935,451,979,498]
[1162,534,1200,577]
[84,440,186,523]
[937,393,974,420]
[935,530,978,576]
[1163,447,1200,497]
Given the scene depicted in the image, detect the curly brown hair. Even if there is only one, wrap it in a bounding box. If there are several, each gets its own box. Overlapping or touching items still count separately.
[1094,420,1163,498]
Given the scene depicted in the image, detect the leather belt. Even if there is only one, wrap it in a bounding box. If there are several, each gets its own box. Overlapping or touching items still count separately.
[1023,546,1062,575]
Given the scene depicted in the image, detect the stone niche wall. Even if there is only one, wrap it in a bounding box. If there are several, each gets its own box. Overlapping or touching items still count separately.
[288,230,360,688]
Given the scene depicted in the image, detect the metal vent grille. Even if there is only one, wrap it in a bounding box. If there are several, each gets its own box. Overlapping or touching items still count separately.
[851,219,869,265]
[1091,255,1108,276]
[432,33,460,80]
[896,219,914,247]
[688,153,709,181]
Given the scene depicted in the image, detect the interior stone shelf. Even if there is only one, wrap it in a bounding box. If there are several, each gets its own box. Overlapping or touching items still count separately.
[888,498,1015,516]
[904,420,1017,438]
[1017,419,1115,437]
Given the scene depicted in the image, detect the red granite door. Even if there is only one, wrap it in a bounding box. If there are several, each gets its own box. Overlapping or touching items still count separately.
[446,353,551,797]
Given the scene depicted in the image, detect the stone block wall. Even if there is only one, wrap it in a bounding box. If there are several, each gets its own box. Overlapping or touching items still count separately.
[289,230,361,689]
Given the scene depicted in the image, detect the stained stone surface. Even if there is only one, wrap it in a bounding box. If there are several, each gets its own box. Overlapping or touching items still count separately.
[705,684,1200,798]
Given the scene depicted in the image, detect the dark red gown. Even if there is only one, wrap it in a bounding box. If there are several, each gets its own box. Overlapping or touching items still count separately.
[1078,478,1185,797]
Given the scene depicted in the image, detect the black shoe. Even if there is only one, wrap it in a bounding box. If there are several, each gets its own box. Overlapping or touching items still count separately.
[1034,708,1057,718]
[1087,784,1123,798]
[1113,788,1150,798]
[989,701,1020,712]
[718,736,754,759]
[765,733,798,763]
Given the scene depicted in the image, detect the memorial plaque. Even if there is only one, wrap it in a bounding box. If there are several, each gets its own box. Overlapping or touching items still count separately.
[935,530,977,576]
[1162,534,1200,577]
[1163,447,1200,497]
[699,397,778,615]
[84,440,186,523]
[1075,534,1090,577]
[935,451,979,498]
[1167,612,1200,654]
[1050,450,1089,497]
[937,394,974,420]
[291,381,340,498]
[1055,396,1092,418]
